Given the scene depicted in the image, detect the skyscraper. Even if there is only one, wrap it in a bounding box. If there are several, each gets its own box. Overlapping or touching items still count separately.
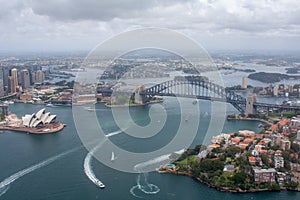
[20,69,31,90]
[242,76,247,89]
[273,85,279,96]
[0,69,4,97]
[2,67,9,89]
[10,68,18,92]
[35,70,45,84]
[8,76,16,94]
[30,71,36,85]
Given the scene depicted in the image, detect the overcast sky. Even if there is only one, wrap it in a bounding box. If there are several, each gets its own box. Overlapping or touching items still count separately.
[1,0,300,52]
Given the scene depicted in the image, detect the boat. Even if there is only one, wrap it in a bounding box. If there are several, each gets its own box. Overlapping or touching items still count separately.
[185,115,189,122]
[95,180,105,189]
[258,123,264,128]
[46,103,54,107]
[4,101,14,105]
[85,107,94,111]
[111,152,115,161]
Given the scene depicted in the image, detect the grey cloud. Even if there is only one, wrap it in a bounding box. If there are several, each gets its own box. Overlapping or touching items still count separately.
[0,0,25,20]
[29,0,191,21]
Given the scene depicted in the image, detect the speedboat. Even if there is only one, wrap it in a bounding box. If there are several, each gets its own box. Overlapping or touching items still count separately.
[95,180,105,189]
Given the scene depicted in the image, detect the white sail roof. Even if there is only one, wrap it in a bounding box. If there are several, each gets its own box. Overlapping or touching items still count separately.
[22,108,58,127]
[35,108,45,119]
[32,120,42,128]
[22,114,35,127]
[40,112,50,123]
[45,115,56,124]
[29,117,38,127]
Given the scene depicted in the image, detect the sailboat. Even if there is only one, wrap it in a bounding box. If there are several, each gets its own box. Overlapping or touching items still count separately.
[185,115,189,122]
[111,152,115,162]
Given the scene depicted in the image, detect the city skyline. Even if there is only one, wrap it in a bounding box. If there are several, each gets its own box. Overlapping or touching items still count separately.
[1,0,300,52]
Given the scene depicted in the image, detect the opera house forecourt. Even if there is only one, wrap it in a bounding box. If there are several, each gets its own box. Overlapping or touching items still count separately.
[0,108,65,134]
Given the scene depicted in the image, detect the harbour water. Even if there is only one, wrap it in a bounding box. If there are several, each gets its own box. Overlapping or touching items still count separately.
[0,101,299,200]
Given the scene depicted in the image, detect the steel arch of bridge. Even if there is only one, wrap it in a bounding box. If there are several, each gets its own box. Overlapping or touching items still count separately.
[141,79,247,113]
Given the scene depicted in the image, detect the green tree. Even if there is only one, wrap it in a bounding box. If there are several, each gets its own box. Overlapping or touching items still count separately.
[269,183,281,191]
[233,172,246,184]
[0,114,5,122]
[225,146,242,158]
[115,95,129,105]
[199,159,224,172]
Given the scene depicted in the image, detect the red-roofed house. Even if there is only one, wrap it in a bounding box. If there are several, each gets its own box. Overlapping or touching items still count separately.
[249,156,256,165]
[244,138,254,144]
[231,138,241,144]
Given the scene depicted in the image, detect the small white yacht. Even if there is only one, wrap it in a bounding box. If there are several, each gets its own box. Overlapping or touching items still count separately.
[111,152,115,162]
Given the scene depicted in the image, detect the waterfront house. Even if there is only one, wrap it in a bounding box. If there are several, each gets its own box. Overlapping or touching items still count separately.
[253,167,276,183]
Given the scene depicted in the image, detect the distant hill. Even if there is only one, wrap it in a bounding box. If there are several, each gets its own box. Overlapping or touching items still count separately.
[248,72,300,83]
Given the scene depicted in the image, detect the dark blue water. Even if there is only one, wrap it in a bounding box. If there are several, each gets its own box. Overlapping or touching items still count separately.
[0,100,299,200]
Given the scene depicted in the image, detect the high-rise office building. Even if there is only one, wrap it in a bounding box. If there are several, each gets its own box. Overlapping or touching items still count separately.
[2,67,9,89]
[0,69,4,97]
[20,69,31,90]
[30,71,36,85]
[10,68,18,92]
[242,76,247,89]
[35,70,45,84]
[273,85,279,96]
[8,76,16,94]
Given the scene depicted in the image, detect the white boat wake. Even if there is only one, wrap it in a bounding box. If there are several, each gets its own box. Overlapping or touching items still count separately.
[131,149,185,198]
[130,173,160,199]
[0,146,81,197]
[134,149,185,172]
[105,130,123,137]
[84,145,104,188]
[83,130,123,188]
[0,185,9,197]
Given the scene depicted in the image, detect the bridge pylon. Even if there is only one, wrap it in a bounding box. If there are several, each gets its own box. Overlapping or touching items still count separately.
[245,94,257,115]
[134,85,146,104]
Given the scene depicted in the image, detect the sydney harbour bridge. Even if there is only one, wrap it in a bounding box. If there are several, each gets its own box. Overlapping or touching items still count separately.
[98,77,300,115]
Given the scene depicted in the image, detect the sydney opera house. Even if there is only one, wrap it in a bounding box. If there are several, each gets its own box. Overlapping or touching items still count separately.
[22,108,57,128]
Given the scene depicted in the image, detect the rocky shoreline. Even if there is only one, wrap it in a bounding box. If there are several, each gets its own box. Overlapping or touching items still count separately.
[227,117,273,126]
[158,169,300,193]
